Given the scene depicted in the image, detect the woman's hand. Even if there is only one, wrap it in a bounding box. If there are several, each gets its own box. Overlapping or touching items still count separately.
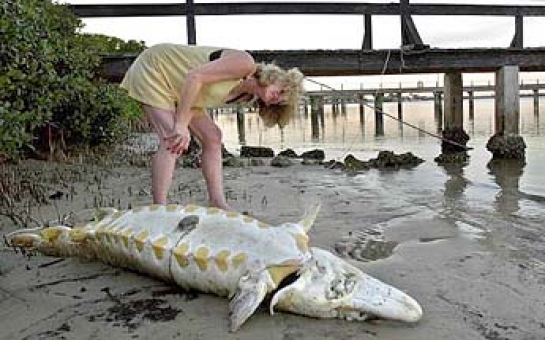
[164,123,191,155]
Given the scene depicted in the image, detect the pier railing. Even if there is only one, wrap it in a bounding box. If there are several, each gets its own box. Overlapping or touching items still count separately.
[70,1,545,78]
[70,1,545,49]
[69,1,543,153]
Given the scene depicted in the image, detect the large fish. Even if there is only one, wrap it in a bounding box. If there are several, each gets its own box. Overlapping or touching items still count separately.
[5,203,422,331]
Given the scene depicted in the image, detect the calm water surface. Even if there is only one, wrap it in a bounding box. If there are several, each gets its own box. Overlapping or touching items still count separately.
[216,97,545,197]
[215,97,545,258]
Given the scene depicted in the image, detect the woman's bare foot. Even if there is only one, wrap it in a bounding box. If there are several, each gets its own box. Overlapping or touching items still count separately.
[209,201,236,212]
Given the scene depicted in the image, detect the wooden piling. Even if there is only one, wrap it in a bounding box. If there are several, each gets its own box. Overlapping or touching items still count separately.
[310,96,323,140]
[359,94,366,128]
[468,90,475,120]
[444,72,464,130]
[434,91,443,132]
[534,88,540,117]
[397,92,403,120]
[374,92,384,136]
[495,65,520,134]
[236,106,246,145]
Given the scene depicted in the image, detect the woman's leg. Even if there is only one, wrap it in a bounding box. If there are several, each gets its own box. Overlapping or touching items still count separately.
[189,111,233,211]
[141,104,179,205]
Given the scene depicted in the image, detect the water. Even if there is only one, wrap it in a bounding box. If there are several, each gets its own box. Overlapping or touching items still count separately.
[214,97,545,263]
[132,96,545,257]
[216,97,544,153]
[216,97,545,194]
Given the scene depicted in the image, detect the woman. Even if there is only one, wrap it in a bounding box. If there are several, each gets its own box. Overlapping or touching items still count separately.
[120,43,304,211]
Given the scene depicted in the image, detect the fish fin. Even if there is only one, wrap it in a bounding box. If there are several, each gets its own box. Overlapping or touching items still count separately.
[94,207,118,222]
[229,271,272,332]
[269,285,296,315]
[298,200,321,232]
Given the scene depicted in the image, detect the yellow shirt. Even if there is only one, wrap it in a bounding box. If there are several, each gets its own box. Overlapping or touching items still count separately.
[120,43,241,111]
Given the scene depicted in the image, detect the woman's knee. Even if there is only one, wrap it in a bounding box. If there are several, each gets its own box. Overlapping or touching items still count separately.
[199,124,223,149]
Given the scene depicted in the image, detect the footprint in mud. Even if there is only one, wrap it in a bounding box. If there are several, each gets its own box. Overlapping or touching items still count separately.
[334,228,398,262]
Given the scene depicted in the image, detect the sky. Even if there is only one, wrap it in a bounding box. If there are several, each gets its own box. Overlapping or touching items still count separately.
[64,0,545,89]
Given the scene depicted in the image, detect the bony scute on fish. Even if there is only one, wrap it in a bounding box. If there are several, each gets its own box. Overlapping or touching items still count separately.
[5,202,423,331]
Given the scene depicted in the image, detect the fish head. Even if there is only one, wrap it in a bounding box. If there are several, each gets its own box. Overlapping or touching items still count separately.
[270,247,422,323]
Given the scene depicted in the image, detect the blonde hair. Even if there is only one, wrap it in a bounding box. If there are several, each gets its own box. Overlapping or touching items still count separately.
[253,63,305,128]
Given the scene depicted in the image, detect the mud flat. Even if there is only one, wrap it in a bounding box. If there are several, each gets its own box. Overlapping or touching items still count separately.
[1,150,544,340]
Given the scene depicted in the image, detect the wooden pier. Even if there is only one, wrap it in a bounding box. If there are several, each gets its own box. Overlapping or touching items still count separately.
[71,1,545,158]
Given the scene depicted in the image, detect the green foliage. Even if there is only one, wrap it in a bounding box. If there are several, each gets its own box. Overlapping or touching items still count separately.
[0,0,146,158]
[78,33,146,54]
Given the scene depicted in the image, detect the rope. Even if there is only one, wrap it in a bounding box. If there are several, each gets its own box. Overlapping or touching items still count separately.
[303,73,472,157]
[302,44,473,160]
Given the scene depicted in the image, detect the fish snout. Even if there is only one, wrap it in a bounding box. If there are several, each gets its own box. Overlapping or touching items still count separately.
[351,276,423,323]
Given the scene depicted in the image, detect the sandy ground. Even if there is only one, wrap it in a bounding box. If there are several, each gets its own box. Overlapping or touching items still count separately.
[1,153,545,340]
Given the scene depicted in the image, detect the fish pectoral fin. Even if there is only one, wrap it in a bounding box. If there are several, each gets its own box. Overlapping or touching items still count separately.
[298,200,321,232]
[228,271,272,332]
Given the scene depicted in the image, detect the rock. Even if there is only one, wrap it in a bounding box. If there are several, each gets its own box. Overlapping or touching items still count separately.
[441,127,470,154]
[434,152,470,164]
[240,146,275,158]
[223,157,246,167]
[222,145,234,159]
[300,149,325,161]
[278,149,299,158]
[180,155,200,168]
[486,133,526,159]
[370,151,424,169]
[323,160,345,170]
[344,154,371,171]
[248,158,266,166]
[302,158,324,166]
[270,156,294,167]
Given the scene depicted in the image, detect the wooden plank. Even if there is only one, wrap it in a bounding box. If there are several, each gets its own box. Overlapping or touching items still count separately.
[69,3,545,18]
[69,4,186,17]
[100,48,545,82]
[249,48,545,76]
[510,15,524,49]
[362,14,372,50]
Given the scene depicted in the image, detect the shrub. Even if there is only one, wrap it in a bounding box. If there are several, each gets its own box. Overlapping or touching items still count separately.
[0,0,146,158]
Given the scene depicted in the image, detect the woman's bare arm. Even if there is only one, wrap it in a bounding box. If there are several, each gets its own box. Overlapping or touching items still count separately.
[165,49,255,154]
[176,49,255,128]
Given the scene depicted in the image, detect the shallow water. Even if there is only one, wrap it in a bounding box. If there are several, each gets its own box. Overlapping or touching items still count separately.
[215,97,545,261]
[2,99,544,339]
[217,97,545,191]
[130,96,545,260]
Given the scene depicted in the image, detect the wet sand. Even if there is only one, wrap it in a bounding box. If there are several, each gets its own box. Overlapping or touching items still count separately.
[1,151,545,340]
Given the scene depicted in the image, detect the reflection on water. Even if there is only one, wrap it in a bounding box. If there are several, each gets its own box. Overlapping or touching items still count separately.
[442,163,470,198]
[487,159,526,216]
[214,97,545,251]
[216,97,545,153]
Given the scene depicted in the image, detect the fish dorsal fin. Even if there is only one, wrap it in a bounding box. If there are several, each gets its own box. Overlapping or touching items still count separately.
[298,201,321,232]
[229,271,273,332]
[94,208,118,222]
